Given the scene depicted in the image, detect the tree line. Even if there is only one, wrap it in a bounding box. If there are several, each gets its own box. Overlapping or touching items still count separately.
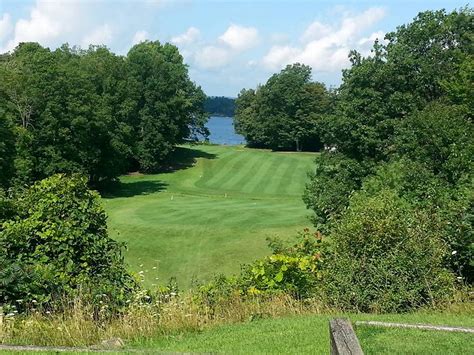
[204,96,235,117]
[0,41,208,188]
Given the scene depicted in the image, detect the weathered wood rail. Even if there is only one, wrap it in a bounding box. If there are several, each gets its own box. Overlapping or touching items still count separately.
[355,320,474,334]
[329,318,364,355]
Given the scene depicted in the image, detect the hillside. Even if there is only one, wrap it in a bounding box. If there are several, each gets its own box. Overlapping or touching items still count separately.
[103,144,316,286]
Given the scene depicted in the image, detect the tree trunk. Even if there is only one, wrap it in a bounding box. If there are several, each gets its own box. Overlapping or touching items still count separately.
[295,138,302,152]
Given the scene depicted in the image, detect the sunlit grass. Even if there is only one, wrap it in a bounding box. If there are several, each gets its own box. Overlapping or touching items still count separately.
[103,144,317,287]
[130,305,474,354]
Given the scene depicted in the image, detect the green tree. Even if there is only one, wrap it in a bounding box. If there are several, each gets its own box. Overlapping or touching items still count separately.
[0,40,207,183]
[235,64,331,151]
[234,88,264,147]
[305,8,473,229]
[127,41,208,171]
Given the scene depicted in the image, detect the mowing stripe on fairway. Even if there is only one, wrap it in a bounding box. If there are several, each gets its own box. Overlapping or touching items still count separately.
[230,153,269,192]
[201,150,249,189]
[251,154,284,195]
[105,145,317,287]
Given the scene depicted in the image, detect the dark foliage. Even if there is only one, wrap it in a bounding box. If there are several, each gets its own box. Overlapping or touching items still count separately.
[0,41,208,186]
[204,96,236,116]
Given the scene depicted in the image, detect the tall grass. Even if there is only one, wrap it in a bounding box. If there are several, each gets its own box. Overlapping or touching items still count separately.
[0,291,328,347]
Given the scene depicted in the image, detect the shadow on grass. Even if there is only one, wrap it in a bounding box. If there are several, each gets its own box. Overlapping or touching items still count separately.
[102,180,168,199]
[160,146,216,173]
[101,146,215,198]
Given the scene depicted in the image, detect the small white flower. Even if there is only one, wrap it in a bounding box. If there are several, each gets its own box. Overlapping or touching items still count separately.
[452,250,457,255]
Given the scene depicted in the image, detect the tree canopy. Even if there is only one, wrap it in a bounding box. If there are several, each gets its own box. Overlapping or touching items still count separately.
[0,41,208,187]
[234,64,332,151]
[303,7,473,284]
[204,96,236,117]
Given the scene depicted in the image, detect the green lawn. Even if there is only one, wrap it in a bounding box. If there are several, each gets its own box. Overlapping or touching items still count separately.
[132,311,474,354]
[103,144,316,287]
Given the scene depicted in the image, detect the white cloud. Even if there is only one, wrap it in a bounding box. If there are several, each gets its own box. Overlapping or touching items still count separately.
[218,24,259,51]
[171,27,200,45]
[358,30,385,46]
[300,22,331,43]
[195,45,232,69]
[191,24,259,69]
[262,7,386,72]
[81,24,113,47]
[262,45,300,70]
[132,30,149,45]
[1,0,84,52]
[0,13,13,43]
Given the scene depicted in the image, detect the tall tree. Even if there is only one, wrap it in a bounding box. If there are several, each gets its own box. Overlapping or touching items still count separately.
[127,41,208,171]
[235,64,331,151]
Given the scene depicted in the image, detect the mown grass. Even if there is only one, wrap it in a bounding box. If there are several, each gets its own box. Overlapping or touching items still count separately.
[131,308,474,354]
[103,144,316,287]
[357,325,474,354]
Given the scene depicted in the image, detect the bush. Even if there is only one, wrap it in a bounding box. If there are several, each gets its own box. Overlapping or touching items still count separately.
[303,152,370,231]
[238,230,327,298]
[362,159,473,282]
[0,188,15,223]
[321,189,454,312]
[0,174,136,311]
[440,182,474,283]
[239,254,318,298]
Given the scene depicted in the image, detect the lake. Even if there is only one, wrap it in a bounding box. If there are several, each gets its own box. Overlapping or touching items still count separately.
[206,116,245,145]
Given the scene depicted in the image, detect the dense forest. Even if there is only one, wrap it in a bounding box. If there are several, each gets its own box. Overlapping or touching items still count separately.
[204,96,236,116]
[0,41,208,188]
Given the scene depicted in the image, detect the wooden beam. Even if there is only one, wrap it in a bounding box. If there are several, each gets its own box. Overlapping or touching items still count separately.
[355,321,474,334]
[329,318,364,355]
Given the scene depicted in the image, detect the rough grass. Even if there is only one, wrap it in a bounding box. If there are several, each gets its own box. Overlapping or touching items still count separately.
[103,144,316,287]
[4,294,470,353]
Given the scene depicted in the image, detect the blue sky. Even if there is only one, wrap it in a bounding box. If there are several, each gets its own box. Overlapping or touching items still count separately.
[0,0,468,96]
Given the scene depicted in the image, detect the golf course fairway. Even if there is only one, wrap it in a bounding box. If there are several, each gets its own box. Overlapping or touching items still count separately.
[104,144,316,287]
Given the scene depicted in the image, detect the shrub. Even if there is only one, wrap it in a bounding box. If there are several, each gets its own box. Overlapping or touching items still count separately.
[440,182,474,283]
[362,159,474,282]
[0,188,15,223]
[303,152,370,231]
[239,254,319,297]
[322,189,454,312]
[0,174,136,311]
[238,230,327,297]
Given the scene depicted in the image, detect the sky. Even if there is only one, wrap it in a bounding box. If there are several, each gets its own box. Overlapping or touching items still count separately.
[0,0,468,97]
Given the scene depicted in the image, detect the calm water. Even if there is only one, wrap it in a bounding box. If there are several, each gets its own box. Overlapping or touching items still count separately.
[206,116,245,145]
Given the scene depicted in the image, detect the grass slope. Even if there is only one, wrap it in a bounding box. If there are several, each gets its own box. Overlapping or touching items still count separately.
[104,144,316,287]
[133,311,474,354]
